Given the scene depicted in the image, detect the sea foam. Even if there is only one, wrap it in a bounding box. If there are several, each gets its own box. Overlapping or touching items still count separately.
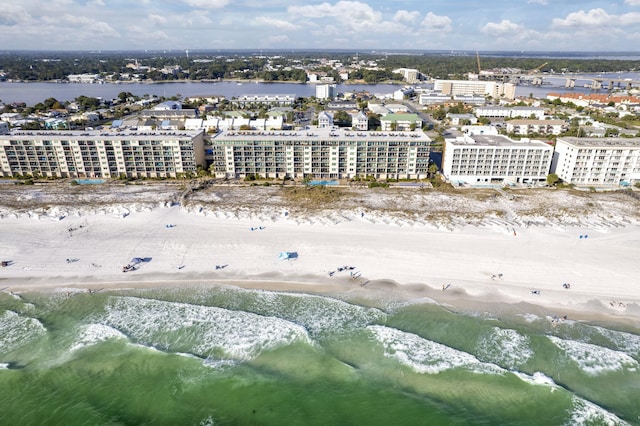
[476,327,534,370]
[98,296,310,361]
[548,335,638,375]
[566,396,631,426]
[0,310,47,354]
[368,325,502,375]
[213,287,387,336]
[70,323,128,351]
[590,326,640,358]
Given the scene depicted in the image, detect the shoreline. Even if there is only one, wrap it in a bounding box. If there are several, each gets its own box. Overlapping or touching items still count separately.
[5,272,640,330]
[2,185,639,329]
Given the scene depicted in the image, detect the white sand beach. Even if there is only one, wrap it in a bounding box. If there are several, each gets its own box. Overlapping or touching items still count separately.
[1,184,639,326]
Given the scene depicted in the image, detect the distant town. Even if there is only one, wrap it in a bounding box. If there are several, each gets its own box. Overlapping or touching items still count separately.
[1,51,640,189]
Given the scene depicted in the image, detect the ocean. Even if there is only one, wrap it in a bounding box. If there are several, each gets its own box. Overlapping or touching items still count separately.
[1,284,638,425]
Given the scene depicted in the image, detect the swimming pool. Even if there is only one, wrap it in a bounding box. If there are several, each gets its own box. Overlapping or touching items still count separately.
[309,180,338,186]
[74,179,106,185]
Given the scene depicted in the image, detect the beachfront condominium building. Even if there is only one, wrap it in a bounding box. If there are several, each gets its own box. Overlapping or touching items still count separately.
[434,80,516,100]
[0,129,205,178]
[551,137,640,186]
[442,134,554,185]
[206,128,431,180]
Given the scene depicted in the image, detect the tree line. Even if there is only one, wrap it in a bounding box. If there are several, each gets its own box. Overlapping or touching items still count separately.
[2,51,639,83]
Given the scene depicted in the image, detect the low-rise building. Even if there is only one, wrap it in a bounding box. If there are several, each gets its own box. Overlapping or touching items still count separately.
[0,129,205,178]
[442,134,553,185]
[418,92,451,105]
[447,113,477,125]
[351,111,368,131]
[67,74,102,83]
[231,94,296,108]
[318,111,334,128]
[505,119,568,136]
[474,106,545,120]
[551,137,640,186]
[206,127,431,180]
[380,113,422,131]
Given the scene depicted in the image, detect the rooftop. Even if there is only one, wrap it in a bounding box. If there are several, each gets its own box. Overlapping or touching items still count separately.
[558,137,640,148]
[1,129,203,141]
[447,134,551,147]
[212,127,430,142]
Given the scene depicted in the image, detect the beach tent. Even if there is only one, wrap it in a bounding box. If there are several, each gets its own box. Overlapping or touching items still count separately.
[277,251,298,261]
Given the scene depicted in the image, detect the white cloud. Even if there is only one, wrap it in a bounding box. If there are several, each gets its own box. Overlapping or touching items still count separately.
[552,8,640,28]
[182,0,229,9]
[528,0,548,4]
[625,0,640,6]
[288,1,382,31]
[420,12,452,32]
[179,11,214,28]
[267,35,290,45]
[41,14,120,37]
[481,19,522,37]
[0,5,31,26]
[393,10,420,25]
[87,0,105,6]
[149,14,167,25]
[251,16,300,31]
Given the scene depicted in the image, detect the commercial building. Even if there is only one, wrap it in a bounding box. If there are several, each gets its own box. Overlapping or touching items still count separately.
[442,134,553,185]
[551,137,640,186]
[0,129,205,178]
[206,128,431,180]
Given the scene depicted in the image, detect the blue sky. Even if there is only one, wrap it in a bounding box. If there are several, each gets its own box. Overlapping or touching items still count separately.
[3,0,640,51]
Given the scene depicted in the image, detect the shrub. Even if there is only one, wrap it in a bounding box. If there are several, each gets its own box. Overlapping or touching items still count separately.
[368,182,389,188]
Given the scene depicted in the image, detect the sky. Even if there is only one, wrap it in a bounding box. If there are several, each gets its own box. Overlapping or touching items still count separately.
[3,0,640,52]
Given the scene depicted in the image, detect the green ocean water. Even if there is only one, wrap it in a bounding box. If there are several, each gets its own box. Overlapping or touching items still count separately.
[1,285,638,425]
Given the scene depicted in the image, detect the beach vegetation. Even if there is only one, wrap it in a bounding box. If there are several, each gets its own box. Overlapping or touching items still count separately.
[281,185,344,208]
[546,173,560,186]
[368,182,389,188]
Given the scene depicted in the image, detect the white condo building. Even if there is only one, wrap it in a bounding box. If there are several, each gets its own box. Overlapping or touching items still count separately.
[551,137,640,186]
[316,84,337,100]
[0,130,205,178]
[442,134,553,185]
[434,80,516,100]
[207,128,431,180]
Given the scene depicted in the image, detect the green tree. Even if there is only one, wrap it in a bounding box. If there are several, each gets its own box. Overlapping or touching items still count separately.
[333,110,351,126]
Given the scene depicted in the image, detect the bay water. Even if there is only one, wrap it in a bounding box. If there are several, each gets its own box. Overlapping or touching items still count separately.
[1,284,638,425]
